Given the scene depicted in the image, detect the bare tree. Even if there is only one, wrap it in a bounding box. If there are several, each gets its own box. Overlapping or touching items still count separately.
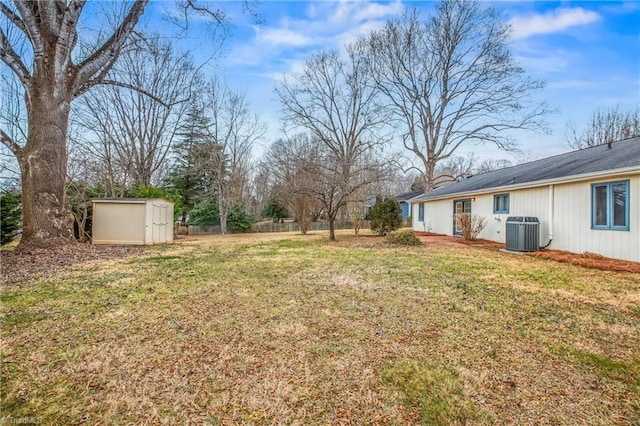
[358,2,547,192]
[411,153,512,191]
[0,0,251,250]
[199,79,265,234]
[567,106,640,150]
[0,71,24,189]
[74,37,195,189]
[266,135,322,235]
[245,165,272,220]
[276,49,391,240]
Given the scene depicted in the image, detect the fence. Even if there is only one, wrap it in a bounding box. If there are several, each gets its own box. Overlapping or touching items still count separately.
[186,220,371,235]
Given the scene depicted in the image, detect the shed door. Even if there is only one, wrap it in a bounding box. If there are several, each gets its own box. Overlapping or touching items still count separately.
[152,203,169,243]
[453,199,472,236]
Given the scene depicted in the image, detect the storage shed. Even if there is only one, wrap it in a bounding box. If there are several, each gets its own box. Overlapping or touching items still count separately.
[92,198,174,245]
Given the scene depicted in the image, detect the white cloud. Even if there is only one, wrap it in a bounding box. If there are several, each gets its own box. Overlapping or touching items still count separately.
[227,0,405,72]
[354,0,403,22]
[254,26,313,47]
[509,7,601,40]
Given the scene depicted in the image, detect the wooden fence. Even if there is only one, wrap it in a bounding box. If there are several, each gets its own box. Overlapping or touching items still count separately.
[186,220,371,235]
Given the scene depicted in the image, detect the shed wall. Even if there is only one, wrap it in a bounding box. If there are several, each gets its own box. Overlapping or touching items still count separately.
[92,202,146,245]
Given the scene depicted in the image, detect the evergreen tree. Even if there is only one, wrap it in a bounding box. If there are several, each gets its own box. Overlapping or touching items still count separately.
[167,100,212,225]
[262,200,288,222]
[1,191,22,245]
[370,196,403,236]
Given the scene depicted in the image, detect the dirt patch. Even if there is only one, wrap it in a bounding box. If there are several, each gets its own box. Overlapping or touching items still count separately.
[1,244,144,285]
[414,231,640,273]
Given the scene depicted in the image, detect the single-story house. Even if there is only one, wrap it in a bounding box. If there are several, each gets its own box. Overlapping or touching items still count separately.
[409,137,640,262]
[92,198,174,245]
[395,190,424,222]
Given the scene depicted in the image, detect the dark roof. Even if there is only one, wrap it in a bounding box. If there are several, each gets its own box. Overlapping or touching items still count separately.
[411,137,640,202]
[394,190,424,202]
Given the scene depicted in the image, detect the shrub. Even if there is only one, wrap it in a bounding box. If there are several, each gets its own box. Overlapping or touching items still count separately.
[188,200,220,226]
[262,201,288,223]
[454,213,486,240]
[387,229,422,246]
[1,191,21,245]
[370,196,403,236]
[228,205,255,232]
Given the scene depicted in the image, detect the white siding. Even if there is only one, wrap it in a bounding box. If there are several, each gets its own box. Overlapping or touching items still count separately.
[411,172,640,262]
[552,175,638,262]
[413,199,454,234]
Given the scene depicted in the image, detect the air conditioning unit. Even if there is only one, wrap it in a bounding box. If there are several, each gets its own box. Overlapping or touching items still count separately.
[505,216,540,252]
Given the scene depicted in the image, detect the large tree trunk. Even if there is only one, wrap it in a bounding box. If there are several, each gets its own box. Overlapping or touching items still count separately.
[18,86,75,251]
[219,204,229,234]
[423,157,436,193]
[328,212,337,241]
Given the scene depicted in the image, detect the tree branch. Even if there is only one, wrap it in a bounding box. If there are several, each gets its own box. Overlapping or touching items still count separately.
[12,0,44,61]
[0,2,29,38]
[74,0,149,91]
[0,129,22,157]
[75,79,168,106]
[0,27,31,89]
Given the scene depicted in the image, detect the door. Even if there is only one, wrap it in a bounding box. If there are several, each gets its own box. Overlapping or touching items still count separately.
[152,203,169,244]
[453,199,472,236]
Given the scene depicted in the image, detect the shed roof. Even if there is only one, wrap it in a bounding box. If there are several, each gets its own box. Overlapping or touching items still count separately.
[92,198,172,204]
[410,137,640,203]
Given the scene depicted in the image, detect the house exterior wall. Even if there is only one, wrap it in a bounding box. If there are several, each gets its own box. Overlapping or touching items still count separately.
[412,200,452,233]
[412,172,639,262]
[551,174,638,261]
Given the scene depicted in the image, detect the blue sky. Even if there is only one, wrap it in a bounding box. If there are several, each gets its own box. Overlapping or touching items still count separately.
[150,0,639,164]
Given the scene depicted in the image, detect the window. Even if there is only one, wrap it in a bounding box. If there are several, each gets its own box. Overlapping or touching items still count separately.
[418,203,425,222]
[592,180,629,230]
[493,194,509,214]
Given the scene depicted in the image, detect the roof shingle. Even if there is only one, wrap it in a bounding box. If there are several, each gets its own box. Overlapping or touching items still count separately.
[410,137,640,202]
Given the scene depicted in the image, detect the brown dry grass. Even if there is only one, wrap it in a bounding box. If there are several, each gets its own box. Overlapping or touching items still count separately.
[2,230,639,424]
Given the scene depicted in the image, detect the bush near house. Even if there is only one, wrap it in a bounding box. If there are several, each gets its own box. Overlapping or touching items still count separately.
[386,229,422,246]
[454,213,487,240]
[370,196,403,236]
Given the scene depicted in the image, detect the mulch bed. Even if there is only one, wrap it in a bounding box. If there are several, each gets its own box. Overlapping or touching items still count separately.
[528,250,640,273]
[414,231,640,273]
[1,244,144,285]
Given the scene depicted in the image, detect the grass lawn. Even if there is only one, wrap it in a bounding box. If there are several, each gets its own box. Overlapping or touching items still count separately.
[2,231,639,424]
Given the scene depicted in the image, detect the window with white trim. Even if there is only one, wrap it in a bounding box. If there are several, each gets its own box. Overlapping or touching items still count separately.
[418,203,425,222]
[592,180,629,230]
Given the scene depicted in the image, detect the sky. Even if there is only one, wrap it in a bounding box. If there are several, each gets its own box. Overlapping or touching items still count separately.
[146,0,640,163]
[2,0,636,187]
[145,0,639,166]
